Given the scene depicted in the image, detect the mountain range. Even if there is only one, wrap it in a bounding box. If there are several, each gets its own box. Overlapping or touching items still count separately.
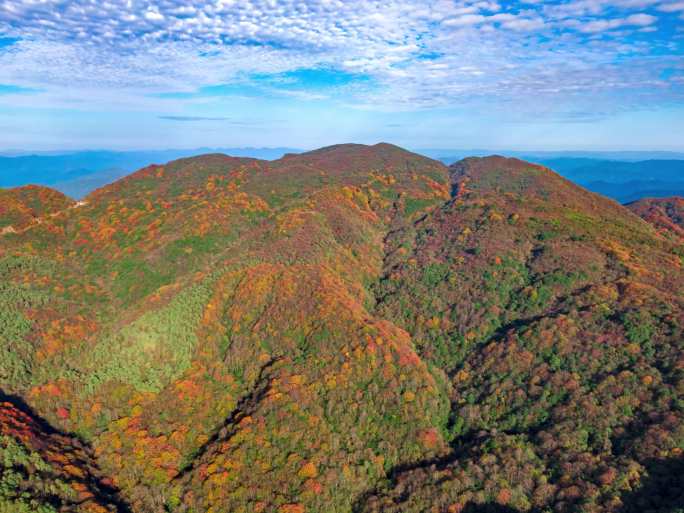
[2,149,684,204]
[0,148,299,199]
[0,144,683,513]
[527,159,684,203]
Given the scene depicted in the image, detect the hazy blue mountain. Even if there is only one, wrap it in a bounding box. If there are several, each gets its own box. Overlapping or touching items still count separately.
[52,168,131,199]
[583,181,684,204]
[530,158,684,182]
[528,159,684,203]
[423,149,684,163]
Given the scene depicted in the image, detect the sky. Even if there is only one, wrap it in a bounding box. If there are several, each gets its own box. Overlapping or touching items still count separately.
[0,0,683,151]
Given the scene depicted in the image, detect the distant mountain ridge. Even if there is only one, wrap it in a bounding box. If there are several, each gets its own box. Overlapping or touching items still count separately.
[421,149,684,162]
[0,147,301,158]
[533,158,684,181]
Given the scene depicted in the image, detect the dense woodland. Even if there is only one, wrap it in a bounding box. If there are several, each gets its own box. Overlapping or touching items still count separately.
[0,144,682,513]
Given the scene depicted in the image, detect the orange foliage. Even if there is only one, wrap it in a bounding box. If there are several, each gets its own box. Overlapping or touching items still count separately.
[298,461,318,479]
[418,428,441,450]
[279,504,305,513]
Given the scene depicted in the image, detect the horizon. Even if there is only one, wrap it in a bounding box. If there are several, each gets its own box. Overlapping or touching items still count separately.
[4,144,684,156]
[1,1,684,151]
[4,141,684,203]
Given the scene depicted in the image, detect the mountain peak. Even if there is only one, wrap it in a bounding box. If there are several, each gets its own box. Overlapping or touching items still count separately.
[0,185,73,230]
[290,142,432,160]
[450,155,557,187]
[448,154,634,217]
[272,143,445,179]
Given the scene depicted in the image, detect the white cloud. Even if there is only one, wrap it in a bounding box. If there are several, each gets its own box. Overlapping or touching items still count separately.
[658,1,684,11]
[443,14,487,26]
[0,0,680,116]
[624,12,659,24]
[500,16,545,31]
[144,10,164,21]
[574,12,657,32]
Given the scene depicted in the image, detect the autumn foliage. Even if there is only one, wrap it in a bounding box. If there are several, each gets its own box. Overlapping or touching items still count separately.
[0,146,682,513]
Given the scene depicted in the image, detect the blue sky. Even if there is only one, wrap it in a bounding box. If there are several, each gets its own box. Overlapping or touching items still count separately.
[0,0,683,151]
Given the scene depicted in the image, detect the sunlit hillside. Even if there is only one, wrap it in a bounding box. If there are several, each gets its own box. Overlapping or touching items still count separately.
[1,145,682,512]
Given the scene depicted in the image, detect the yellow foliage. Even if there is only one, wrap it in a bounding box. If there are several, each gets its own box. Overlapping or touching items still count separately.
[279,505,305,513]
[64,464,86,479]
[298,461,318,479]
[455,369,470,382]
[603,240,631,262]
[626,343,641,355]
[427,316,440,329]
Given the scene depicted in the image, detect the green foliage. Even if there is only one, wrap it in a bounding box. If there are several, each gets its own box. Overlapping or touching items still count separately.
[0,257,53,385]
[362,155,684,513]
[0,436,72,513]
[112,257,172,302]
[421,263,450,288]
[622,309,655,345]
[166,235,220,262]
[404,198,436,216]
[84,278,215,393]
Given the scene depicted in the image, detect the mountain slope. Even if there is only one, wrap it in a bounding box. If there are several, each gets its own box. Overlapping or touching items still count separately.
[628,197,684,241]
[0,144,451,513]
[0,392,127,512]
[0,147,682,513]
[0,185,74,231]
[359,156,684,512]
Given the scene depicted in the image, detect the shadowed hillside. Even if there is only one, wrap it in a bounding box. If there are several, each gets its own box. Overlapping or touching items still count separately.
[0,391,129,512]
[0,146,682,513]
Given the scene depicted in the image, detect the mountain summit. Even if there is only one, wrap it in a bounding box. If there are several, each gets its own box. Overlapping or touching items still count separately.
[0,145,682,513]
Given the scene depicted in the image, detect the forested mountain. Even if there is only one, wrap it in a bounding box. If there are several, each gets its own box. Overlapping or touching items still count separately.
[434,155,684,204]
[4,150,684,204]
[0,186,74,231]
[0,145,682,513]
[0,148,299,198]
